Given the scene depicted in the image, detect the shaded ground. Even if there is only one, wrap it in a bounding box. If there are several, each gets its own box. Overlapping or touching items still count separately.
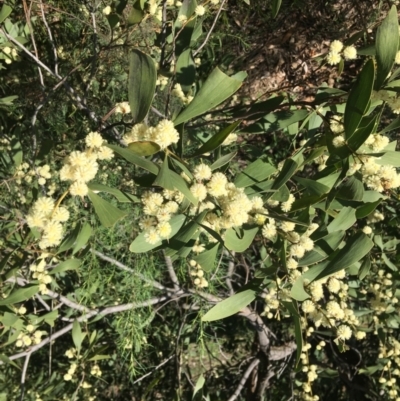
[224,0,385,100]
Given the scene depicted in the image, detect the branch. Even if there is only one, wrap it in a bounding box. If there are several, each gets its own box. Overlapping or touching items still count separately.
[132,354,175,385]
[92,250,168,291]
[3,295,169,364]
[39,0,59,76]
[193,0,228,57]
[19,352,31,401]
[226,250,235,295]
[0,28,121,140]
[164,251,180,291]
[22,0,44,87]
[227,357,260,401]
[238,306,275,355]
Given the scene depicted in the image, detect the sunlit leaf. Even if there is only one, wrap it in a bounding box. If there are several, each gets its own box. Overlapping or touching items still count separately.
[202,289,256,322]
[88,190,128,228]
[344,59,375,138]
[128,141,161,156]
[375,6,399,89]
[173,67,246,126]
[128,49,157,123]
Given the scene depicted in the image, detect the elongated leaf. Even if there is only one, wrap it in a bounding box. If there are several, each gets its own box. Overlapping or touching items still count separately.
[170,170,198,205]
[235,159,276,187]
[88,183,139,203]
[107,144,159,175]
[380,116,400,134]
[193,244,220,272]
[128,141,160,156]
[374,151,400,167]
[58,223,82,254]
[130,214,186,253]
[128,49,157,123]
[335,176,364,201]
[347,114,379,152]
[50,259,81,275]
[375,6,399,89]
[272,0,282,18]
[327,207,357,233]
[72,321,85,353]
[344,59,375,138]
[294,177,330,196]
[127,0,144,24]
[73,224,92,255]
[232,96,284,119]
[290,277,310,301]
[243,109,309,134]
[88,190,128,228]
[173,67,246,125]
[0,4,12,24]
[314,232,374,281]
[282,301,302,367]
[176,48,196,90]
[0,286,39,306]
[202,289,256,322]
[153,156,174,190]
[297,246,328,267]
[211,151,237,170]
[193,374,205,399]
[190,121,240,157]
[271,159,298,190]
[224,226,259,252]
[165,211,207,257]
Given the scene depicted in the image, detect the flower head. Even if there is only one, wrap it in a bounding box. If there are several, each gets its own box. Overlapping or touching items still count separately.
[330,40,343,53]
[195,5,206,16]
[85,132,104,149]
[343,46,357,60]
[326,52,341,65]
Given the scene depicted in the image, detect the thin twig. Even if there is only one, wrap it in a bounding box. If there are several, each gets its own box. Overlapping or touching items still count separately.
[3,295,169,365]
[226,250,235,295]
[227,358,260,401]
[35,294,51,311]
[164,251,180,291]
[132,354,175,384]
[1,28,121,140]
[22,0,44,87]
[19,352,32,401]
[84,9,99,99]
[39,0,59,76]
[193,0,228,57]
[92,250,168,291]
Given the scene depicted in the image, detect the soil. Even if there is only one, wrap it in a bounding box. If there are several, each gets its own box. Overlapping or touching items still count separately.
[225,0,388,101]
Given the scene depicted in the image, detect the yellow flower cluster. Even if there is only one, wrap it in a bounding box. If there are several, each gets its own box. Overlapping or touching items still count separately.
[326,40,357,65]
[0,137,11,151]
[15,325,45,347]
[377,338,400,400]
[63,362,78,381]
[60,132,113,197]
[140,190,182,244]
[26,198,69,249]
[172,84,194,105]
[189,259,208,288]
[367,269,398,315]
[14,163,52,186]
[90,364,102,377]
[30,259,53,293]
[1,46,18,64]
[122,120,180,150]
[114,101,131,114]
[358,156,400,193]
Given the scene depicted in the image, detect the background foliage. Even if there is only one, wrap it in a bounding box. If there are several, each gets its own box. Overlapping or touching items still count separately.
[1,1,400,401]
